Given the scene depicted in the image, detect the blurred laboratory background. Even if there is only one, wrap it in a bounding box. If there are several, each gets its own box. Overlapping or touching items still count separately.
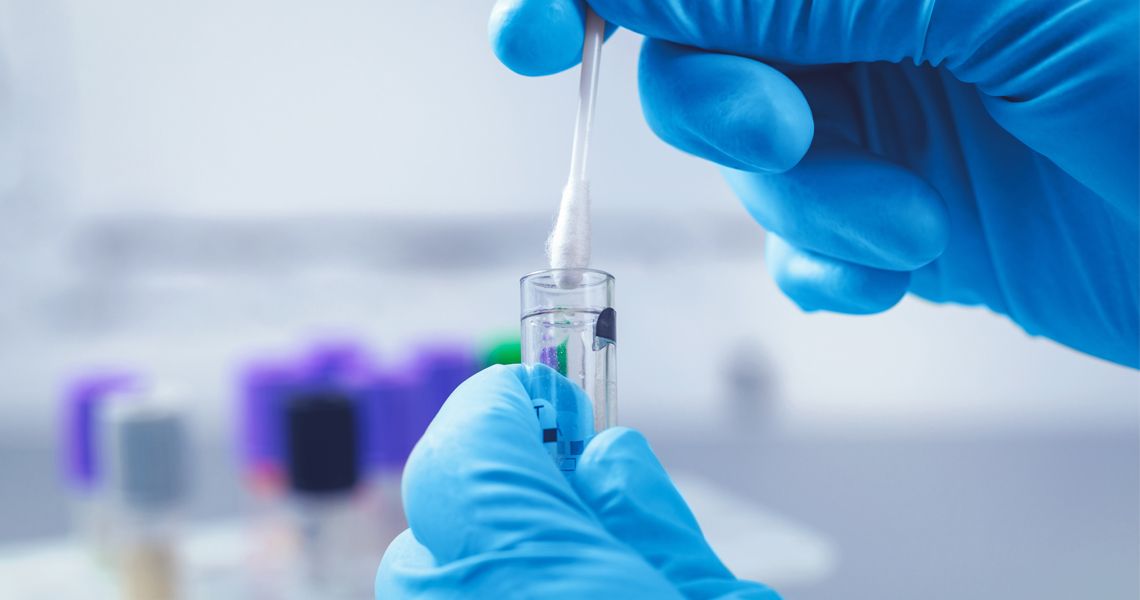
[0,1,1136,599]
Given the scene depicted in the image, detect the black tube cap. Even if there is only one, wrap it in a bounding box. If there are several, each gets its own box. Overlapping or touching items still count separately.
[285,389,359,494]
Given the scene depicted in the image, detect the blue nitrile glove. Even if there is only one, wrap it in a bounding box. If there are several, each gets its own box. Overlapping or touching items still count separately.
[375,365,778,599]
[489,0,1140,367]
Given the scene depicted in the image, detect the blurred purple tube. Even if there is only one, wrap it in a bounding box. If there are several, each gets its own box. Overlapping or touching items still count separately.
[241,339,478,479]
[61,371,136,491]
[363,369,421,471]
[412,342,479,433]
[301,340,374,386]
[300,341,376,468]
[360,343,477,473]
[239,341,376,486]
[239,360,303,483]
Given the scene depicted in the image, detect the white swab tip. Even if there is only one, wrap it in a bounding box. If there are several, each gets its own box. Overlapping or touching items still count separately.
[546,180,591,288]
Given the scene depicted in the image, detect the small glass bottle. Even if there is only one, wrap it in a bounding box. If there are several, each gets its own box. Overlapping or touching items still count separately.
[100,390,187,600]
[520,268,616,472]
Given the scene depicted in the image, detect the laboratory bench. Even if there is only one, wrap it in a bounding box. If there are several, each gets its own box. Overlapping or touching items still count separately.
[1,427,1137,599]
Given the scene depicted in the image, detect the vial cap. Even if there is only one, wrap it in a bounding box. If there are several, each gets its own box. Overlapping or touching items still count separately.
[103,401,188,510]
[285,389,360,494]
[301,340,374,386]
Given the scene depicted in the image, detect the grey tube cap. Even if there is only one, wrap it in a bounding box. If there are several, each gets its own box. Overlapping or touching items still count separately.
[102,395,188,511]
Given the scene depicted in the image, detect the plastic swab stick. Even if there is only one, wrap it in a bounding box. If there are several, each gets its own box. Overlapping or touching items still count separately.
[547,7,605,288]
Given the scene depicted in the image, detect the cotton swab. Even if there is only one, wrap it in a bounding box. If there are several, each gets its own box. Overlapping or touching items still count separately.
[546,7,605,288]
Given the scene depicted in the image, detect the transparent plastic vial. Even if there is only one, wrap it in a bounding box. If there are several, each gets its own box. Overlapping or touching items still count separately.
[520,268,616,472]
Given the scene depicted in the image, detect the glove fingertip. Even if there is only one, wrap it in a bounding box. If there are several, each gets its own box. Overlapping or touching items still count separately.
[586,425,647,449]
[767,235,910,315]
[574,426,681,517]
[577,426,658,472]
[489,0,585,76]
[639,40,813,173]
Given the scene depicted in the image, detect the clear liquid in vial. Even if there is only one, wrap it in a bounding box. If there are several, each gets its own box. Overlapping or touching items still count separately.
[521,309,614,471]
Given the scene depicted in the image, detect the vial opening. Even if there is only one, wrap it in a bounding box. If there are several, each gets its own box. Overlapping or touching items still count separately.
[520,268,614,318]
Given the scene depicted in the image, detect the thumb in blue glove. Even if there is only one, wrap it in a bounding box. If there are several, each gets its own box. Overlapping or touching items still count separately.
[376,365,778,599]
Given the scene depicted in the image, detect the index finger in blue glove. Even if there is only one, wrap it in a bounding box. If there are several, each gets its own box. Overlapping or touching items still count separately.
[765,233,911,314]
[641,41,948,271]
[574,427,781,599]
[638,40,813,173]
[721,140,949,272]
[381,365,682,598]
[401,364,602,563]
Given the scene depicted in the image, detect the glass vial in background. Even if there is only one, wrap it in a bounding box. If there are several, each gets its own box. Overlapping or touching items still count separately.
[722,338,779,433]
[285,387,376,599]
[99,388,188,600]
[520,268,616,472]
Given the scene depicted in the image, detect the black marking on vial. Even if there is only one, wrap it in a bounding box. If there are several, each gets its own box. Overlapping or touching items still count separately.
[542,428,558,443]
[593,307,617,351]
